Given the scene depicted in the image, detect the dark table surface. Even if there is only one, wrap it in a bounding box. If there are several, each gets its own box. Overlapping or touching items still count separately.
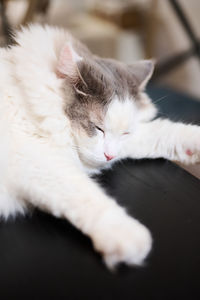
[0,86,200,300]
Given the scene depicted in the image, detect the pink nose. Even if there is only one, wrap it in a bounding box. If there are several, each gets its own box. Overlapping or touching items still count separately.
[104,153,115,161]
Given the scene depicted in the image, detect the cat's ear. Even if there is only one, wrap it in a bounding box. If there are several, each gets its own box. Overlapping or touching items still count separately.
[128,60,155,90]
[57,42,83,80]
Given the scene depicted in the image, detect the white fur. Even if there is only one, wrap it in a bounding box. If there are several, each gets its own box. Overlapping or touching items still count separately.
[0,25,200,269]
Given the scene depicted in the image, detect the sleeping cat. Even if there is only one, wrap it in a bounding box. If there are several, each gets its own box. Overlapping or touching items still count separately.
[0,25,200,269]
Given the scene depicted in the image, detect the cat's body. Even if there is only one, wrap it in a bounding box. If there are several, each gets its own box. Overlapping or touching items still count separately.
[0,25,200,268]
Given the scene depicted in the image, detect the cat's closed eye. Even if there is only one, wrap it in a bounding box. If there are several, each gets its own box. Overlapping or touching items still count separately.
[95,126,130,136]
[95,126,104,134]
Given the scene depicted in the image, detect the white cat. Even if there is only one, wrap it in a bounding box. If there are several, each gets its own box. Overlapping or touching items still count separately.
[0,25,199,269]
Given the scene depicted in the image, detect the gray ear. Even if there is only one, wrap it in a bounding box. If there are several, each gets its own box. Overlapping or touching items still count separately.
[128,59,155,90]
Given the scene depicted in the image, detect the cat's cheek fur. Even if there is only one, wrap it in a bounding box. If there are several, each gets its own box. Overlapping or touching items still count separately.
[73,129,107,168]
[137,93,158,122]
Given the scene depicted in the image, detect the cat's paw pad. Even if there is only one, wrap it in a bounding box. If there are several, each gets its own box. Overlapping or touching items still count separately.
[183,145,200,164]
[178,126,200,164]
[186,149,194,156]
[92,213,152,269]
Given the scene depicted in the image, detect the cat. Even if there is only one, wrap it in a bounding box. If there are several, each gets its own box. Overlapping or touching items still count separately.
[0,24,200,269]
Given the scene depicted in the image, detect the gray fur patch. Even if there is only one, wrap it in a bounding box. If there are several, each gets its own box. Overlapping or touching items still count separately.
[63,44,152,136]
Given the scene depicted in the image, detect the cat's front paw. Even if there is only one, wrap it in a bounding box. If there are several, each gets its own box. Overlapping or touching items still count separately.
[92,210,152,269]
[177,125,200,164]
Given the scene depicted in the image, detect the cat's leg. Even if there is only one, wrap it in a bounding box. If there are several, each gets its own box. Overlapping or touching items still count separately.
[121,118,200,164]
[10,141,152,269]
[0,137,26,219]
[0,185,26,219]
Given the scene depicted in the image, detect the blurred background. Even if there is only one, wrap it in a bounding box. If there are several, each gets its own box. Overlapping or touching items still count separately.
[1,0,200,99]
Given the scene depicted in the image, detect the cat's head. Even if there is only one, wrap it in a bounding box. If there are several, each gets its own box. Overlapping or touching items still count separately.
[57,42,157,169]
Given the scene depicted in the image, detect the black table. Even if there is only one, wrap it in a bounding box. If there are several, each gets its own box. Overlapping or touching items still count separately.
[0,86,200,300]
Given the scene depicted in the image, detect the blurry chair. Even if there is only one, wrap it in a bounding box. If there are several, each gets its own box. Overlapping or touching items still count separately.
[0,0,50,45]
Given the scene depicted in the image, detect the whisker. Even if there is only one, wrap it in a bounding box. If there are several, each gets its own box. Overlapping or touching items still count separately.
[153,94,168,105]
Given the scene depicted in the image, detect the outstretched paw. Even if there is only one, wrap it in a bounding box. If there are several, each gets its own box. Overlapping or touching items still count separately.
[92,211,152,269]
[177,126,200,164]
